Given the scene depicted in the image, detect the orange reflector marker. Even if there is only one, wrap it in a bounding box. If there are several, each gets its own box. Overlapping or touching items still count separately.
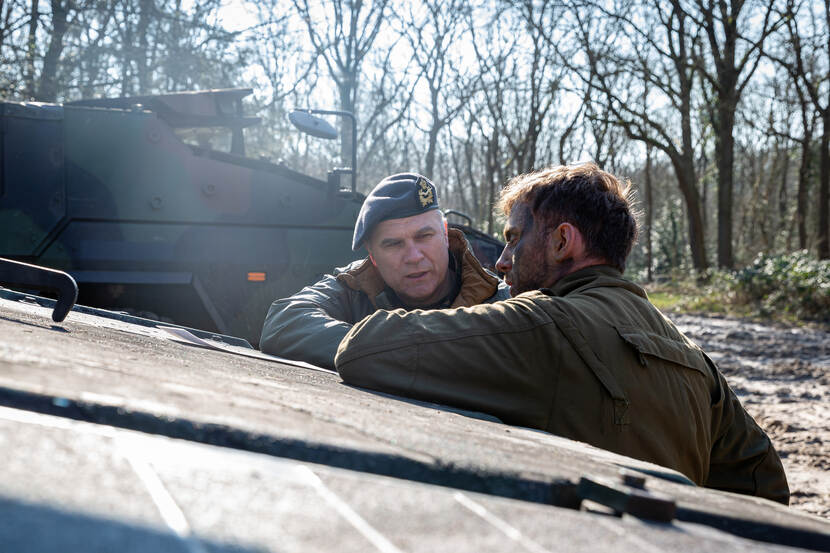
[247,272,266,282]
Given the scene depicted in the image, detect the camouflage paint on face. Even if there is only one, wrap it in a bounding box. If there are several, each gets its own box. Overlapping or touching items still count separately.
[495,204,554,297]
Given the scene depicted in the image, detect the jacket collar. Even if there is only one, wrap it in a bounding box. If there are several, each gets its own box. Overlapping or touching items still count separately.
[447,229,499,308]
[337,228,499,309]
[546,265,647,299]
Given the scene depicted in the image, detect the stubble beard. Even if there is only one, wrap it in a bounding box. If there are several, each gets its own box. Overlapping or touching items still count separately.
[511,242,553,295]
[512,229,575,294]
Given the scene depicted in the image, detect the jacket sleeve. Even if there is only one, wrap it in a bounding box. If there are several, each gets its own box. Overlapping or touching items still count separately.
[335,294,560,429]
[260,274,358,370]
[705,357,790,504]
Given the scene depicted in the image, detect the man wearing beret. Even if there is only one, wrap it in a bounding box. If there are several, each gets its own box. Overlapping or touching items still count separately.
[259,173,510,369]
[334,163,789,504]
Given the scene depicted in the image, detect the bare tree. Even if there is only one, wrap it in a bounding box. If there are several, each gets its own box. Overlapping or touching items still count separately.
[23,0,38,97]
[0,0,34,95]
[448,114,482,219]
[765,0,830,258]
[35,0,68,101]
[0,0,26,54]
[292,0,390,165]
[755,59,817,251]
[644,141,654,280]
[498,0,566,175]
[692,0,780,268]
[400,0,474,177]
[464,0,568,232]
[352,44,418,183]
[239,5,318,167]
[573,0,709,271]
[464,3,516,233]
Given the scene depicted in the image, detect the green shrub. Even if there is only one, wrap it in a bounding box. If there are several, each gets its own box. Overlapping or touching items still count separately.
[643,252,830,324]
[733,251,830,322]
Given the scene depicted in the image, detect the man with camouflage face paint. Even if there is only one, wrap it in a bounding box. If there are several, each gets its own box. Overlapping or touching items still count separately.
[335,163,789,504]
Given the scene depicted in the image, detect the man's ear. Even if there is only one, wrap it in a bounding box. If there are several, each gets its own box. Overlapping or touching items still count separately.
[550,223,581,262]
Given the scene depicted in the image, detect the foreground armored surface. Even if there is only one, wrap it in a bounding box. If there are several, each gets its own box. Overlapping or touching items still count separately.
[1,288,830,552]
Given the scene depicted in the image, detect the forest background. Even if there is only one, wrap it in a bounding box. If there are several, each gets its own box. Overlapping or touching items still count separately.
[1,0,828,319]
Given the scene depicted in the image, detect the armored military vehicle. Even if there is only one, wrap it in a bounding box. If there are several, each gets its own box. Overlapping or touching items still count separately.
[0,88,502,345]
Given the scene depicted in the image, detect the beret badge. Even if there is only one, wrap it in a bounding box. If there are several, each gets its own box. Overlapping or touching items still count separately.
[417,178,435,208]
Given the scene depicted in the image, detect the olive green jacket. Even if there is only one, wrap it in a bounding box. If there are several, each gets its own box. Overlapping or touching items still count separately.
[335,265,789,504]
[260,229,510,369]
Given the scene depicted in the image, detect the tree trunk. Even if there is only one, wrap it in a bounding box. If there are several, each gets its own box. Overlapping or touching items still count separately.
[715,100,736,268]
[797,134,812,251]
[819,110,830,259]
[645,143,654,282]
[701,158,708,234]
[777,145,790,250]
[671,154,708,271]
[0,0,12,53]
[485,135,498,235]
[818,0,830,258]
[136,0,152,93]
[425,123,439,177]
[121,20,132,96]
[25,0,39,99]
[35,0,67,102]
[338,80,356,176]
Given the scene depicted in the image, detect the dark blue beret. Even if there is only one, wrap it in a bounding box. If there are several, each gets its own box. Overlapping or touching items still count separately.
[352,173,440,250]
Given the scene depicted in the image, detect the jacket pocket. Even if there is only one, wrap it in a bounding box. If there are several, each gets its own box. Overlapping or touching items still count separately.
[615,326,707,376]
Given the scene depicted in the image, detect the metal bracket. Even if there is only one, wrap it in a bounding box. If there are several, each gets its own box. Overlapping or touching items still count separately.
[0,257,78,322]
[577,474,676,523]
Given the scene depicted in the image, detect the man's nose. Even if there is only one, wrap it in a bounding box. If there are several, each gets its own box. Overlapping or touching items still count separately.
[403,242,425,263]
[495,247,511,274]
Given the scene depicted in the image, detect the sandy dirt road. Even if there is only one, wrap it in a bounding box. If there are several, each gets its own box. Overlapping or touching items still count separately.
[670,313,830,519]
